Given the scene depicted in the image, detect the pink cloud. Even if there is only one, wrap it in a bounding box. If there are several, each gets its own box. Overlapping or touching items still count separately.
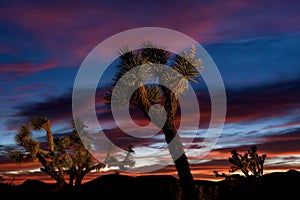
[12,84,45,92]
[0,59,58,77]
[0,45,19,55]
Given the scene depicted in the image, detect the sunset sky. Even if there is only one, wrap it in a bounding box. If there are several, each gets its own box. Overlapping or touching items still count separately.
[0,0,300,184]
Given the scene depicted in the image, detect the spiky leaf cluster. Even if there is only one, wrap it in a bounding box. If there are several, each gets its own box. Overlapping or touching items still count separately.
[106,43,203,117]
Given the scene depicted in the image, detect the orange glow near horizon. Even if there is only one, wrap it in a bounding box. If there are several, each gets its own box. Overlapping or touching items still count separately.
[1,161,299,185]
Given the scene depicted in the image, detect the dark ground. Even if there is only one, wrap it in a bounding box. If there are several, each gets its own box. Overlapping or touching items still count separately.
[0,169,299,200]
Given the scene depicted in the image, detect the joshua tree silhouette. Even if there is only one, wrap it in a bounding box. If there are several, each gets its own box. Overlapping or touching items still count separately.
[105,42,203,200]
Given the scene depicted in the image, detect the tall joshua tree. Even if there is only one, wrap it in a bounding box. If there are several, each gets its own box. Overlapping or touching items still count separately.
[105,42,203,200]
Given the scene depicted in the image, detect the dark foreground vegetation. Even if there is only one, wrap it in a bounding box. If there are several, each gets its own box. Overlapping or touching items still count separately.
[0,169,299,200]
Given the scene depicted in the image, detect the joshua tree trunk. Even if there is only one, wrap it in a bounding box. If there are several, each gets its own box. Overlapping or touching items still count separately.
[136,85,199,200]
[163,90,199,200]
[163,122,199,200]
[31,118,55,153]
[75,174,84,186]
[43,120,55,152]
[37,152,66,185]
[69,172,75,186]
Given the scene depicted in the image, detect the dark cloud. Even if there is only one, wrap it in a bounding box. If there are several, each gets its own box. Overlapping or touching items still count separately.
[225,79,300,123]
[8,77,300,144]
[257,129,300,156]
[8,91,73,130]
[209,128,300,165]
[102,127,163,149]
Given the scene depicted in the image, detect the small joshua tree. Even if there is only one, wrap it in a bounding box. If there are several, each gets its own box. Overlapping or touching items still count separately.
[229,145,266,178]
[214,145,267,178]
[104,144,135,171]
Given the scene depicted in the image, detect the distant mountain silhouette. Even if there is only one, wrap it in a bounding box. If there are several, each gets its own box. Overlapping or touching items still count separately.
[1,169,299,200]
[76,173,181,199]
